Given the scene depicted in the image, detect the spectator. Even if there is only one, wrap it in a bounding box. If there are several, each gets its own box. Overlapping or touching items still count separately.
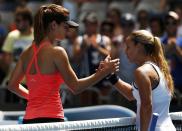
[161,11,182,93]
[136,9,150,31]
[149,14,165,37]
[111,13,137,84]
[75,12,112,104]
[0,7,33,103]
[134,0,167,13]
[59,27,81,77]
[100,19,114,39]
[76,12,111,78]
[174,6,182,37]
[106,8,122,37]
[110,13,137,109]
[1,6,33,86]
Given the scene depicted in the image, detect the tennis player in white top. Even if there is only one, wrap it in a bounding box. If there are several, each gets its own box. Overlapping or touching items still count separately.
[107,30,176,131]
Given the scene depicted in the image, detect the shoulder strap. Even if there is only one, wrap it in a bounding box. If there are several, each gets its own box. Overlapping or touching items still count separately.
[26,42,48,75]
[145,62,161,77]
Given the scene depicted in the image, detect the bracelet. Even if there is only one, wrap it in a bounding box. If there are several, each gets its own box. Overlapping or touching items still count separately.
[106,73,119,85]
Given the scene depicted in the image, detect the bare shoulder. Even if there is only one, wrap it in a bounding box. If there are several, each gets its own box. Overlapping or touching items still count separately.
[134,64,153,90]
[134,64,151,81]
[52,46,69,63]
[53,46,67,57]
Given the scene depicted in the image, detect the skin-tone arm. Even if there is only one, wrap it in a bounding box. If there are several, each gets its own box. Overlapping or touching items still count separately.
[54,47,119,94]
[74,35,110,62]
[7,54,29,100]
[94,43,110,56]
[113,65,152,131]
[7,46,119,99]
[90,35,110,56]
[113,79,134,101]
[134,67,152,131]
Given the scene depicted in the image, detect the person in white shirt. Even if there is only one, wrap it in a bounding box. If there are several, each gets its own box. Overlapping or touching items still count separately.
[1,7,33,86]
[107,30,175,131]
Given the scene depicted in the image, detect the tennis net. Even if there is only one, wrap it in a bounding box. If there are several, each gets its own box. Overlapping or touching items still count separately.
[0,112,181,131]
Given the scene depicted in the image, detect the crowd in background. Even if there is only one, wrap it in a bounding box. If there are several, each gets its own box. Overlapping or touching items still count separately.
[0,0,181,112]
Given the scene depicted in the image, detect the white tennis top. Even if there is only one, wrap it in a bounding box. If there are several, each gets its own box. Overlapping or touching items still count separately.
[132,62,176,131]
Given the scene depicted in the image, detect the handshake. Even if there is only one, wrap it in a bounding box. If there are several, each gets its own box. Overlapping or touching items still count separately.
[96,55,120,85]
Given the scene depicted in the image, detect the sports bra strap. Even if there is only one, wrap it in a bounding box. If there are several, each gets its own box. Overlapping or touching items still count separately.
[26,42,49,75]
[32,45,41,74]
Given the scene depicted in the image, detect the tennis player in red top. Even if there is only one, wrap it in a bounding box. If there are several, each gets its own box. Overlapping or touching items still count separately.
[7,4,119,124]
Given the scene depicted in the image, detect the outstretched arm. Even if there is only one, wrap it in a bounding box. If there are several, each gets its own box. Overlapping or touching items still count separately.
[54,47,119,94]
[111,76,135,101]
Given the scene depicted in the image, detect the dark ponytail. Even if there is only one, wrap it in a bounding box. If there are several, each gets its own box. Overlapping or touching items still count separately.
[33,4,70,46]
[33,6,46,45]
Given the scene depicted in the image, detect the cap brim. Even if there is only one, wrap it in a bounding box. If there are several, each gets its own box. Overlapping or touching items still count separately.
[66,21,79,28]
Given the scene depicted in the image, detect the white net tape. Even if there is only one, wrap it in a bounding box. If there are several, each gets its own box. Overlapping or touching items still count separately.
[0,112,181,131]
[170,112,182,120]
[0,117,135,131]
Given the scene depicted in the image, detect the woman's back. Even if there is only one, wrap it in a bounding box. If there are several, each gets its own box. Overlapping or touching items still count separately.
[22,41,64,120]
[22,42,57,75]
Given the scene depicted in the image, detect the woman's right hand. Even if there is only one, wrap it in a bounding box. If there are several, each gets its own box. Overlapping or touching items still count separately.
[97,55,120,75]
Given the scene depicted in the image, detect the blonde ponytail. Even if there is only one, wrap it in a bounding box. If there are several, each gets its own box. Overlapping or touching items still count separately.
[130,30,174,95]
[152,37,174,95]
